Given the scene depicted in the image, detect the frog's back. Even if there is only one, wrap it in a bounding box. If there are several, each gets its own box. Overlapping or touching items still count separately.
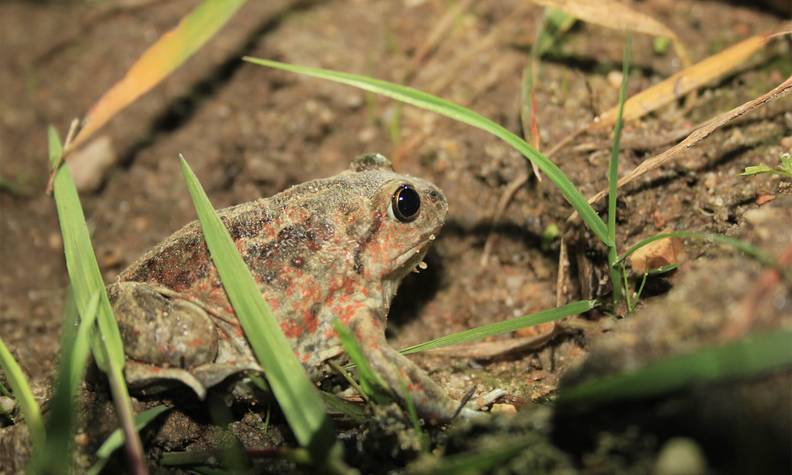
[118,163,402,301]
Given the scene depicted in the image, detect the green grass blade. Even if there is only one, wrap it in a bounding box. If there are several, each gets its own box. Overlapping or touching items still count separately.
[178,156,339,460]
[0,338,44,449]
[86,405,171,475]
[400,300,597,355]
[34,290,100,474]
[48,126,147,473]
[559,329,792,406]
[409,434,542,475]
[242,57,612,247]
[617,231,774,267]
[70,293,101,396]
[607,35,631,306]
[332,319,389,403]
[48,127,124,370]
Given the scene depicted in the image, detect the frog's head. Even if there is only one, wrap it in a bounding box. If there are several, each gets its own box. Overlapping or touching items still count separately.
[346,154,448,296]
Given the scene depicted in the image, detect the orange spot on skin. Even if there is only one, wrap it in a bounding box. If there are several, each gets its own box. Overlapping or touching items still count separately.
[303,309,319,333]
[187,337,207,348]
[280,319,303,338]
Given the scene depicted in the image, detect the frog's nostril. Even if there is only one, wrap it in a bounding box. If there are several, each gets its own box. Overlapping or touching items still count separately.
[427,190,441,203]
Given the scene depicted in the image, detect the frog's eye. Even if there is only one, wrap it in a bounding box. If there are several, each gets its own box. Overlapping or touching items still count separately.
[391,184,421,223]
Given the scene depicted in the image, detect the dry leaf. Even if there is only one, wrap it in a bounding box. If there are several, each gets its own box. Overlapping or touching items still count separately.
[530,0,690,65]
[592,34,770,130]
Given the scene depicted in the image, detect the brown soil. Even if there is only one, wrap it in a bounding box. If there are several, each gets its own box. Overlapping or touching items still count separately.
[1,0,790,473]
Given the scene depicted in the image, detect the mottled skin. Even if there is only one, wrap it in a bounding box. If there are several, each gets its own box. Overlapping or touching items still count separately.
[108,154,478,422]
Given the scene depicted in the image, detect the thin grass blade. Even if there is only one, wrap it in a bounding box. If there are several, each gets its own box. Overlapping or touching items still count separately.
[179,157,339,461]
[559,329,792,405]
[243,57,612,247]
[400,300,596,355]
[34,290,100,474]
[65,0,247,155]
[86,405,171,475]
[530,0,690,66]
[0,338,44,450]
[408,434,545,475]
[48,126,147,474]
[606,36,631,306]
[332,319,389,403]
[48,127,124,370]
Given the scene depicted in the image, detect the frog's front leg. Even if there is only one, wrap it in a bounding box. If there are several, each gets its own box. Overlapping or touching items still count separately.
[348,314,482,423]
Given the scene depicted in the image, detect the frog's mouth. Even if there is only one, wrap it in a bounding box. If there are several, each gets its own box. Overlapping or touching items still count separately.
[390,232,437,277]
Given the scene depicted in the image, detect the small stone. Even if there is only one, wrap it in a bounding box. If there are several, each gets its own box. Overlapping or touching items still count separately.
[654,437,707,475]
[629,236,686,274]
[779,135,792,149]
[515,321,555,339]
[0,396,15,415]
[48,232,62,250]
[755,194,775,205]
[68,135,117,192]
[490,403,517,415]
[357,127,377,143]
[74,432,89,446]
[607,70,624,88]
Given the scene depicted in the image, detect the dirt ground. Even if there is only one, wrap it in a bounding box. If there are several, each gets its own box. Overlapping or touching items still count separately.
[0,0,790,473]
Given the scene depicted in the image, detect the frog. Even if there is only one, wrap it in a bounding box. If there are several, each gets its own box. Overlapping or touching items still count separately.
[107,153,482,422]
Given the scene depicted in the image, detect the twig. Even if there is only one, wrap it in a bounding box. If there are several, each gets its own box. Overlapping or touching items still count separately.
[567,74,792,223]
[555,238,569,307]
[46,119,80,195]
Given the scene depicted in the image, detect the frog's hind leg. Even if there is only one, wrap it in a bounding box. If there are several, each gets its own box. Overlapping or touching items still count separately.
[108,281,221,399]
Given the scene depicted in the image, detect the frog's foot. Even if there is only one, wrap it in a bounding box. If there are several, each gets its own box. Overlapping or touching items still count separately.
[125,360,263,400]
[349,317,489,424]
[454,388,506,420]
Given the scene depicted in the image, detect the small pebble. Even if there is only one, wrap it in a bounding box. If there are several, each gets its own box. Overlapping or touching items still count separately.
[607,70,624,87]
[68,135,117,193]
[0,396,15,415]
[490,403,517,415]
[654,437,707,475]
[629,236,686,274]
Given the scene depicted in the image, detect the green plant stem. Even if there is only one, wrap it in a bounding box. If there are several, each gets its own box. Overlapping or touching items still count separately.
[607,35,631,308]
